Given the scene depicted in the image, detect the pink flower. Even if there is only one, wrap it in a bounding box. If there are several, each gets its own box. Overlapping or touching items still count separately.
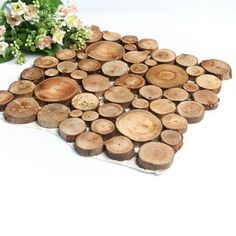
[0,25,6,38]
[36,36,52,50]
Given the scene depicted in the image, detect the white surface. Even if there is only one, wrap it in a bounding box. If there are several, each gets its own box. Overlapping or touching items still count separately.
[0,0,236,235]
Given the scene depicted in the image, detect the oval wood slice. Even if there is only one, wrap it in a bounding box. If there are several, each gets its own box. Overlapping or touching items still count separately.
[56,49,76,61]
[45,68,59,77]
[137,142,175,170]
[98,103,123,120]
[75,131,104,156]
[57,61,77,74]
[186,65,205,79]
[146,64,189,88]
[72,93,99,111]
[183,81,199,93]
[196,74,222,93]
[102,60,129,77]
[163,88,189,102]
[151,49,176,64]
[160,130,183,152]
[124,44,137,51]
[150,99,176,117]
[35,77,79,103]
[177,101,205,123]
[176,54,198,67]
[37,103,70,128]
[34,56,59,69]
[102,31,121,41]
[21,67,44,84]
[144,59,158,67]
[130,63,149,75]
[4,97,39,124]
[9,80,35,98]
[0,91,14,111]
[132,98,149,110]
[77,52,88,60]
[78,59,101,73]
[87,25,103,43]
[121,35,138,44]
[137,38,158,51]
[59,118,86,142]
[123,51,149,64]
[85,41,125,61]
[105,136,135,161]
[69,109,83,118]
[139,85,163,100]
[82,111,99,124]
[70,70,88,82]
[200,59,232,80]
[116,109,163,142]
[193,90,219,110]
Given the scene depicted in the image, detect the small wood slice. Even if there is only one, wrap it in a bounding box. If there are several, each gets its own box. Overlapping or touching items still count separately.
[146,64,188,88]
[151,49,176,64]
[87,25,103,43]
[196,74,222,94]
[150,99,176,117]
[98,103,123,121]
[121,35,138,44]
[124,44,137,51]
[177,101,205,123]
[130,63,149,76]
[35,77,79,103]
[37,103,69,128]
[78,59,101,73]
[56,49,76,61]
[82,74,110,97]
[137,38,158,51]
[0,91,14,111]
[59,118,86,142]
[176,54,198,67]
[163,88,189,102]
[77,52,88,60]
[139,85,163,101]
[69,109,83,118]
[70,70,88,83]
[183,81,199,93]
[82,111,99,125]
[105,136,135,161]
[116,109,163,142]
[137,142,175,171]
[200,59,232,80]
[102,60,129,77]
[104,86,134,108]
[34,56,59,69]
[21,67,44,84]
[161,113,188,133]
[45,68,59,77]
[9,80,35,98]
[71,93,99,111]
[131,98,149,110]
[75,131,104,156]
[160,130,183,152]
[193,90,219,110]
[123,51,149,64]
[57,61,77,74]
[102,31,121,42]
[4,97,39,124]
[85,41,125,61]
[144,59,158,67]
[186,65,205,80]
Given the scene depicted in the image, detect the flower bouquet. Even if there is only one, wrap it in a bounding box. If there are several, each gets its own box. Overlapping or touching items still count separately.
[0,0,91,64]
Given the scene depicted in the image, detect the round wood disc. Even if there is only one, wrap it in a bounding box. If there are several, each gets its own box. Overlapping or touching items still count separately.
[85,41,125,61]
[132,98,149,110]
[116,109,163,142]
[137,38,158,51]
[82,111,99,123]
[130,63,149,75]
[4,97,39,124]
[137,142,175,170]
[34,56,59,69]
[9,80,35,97]
[91,118,115,136]
[45,68,59,77]
[0,91,14,110]
[139,85,163,101]
[160,130,183,151]
[21,67,44,84]
[98,103,123,120]
[56,49,76,61]
[145,64,189,88]
[57,61,77,74]
[186,65,205,77]
[196,74,222,93]
[121,35,138,44]
[124,44,137,51]
[69,109,83,118]
[150,99,176,116]
[87,25,103,43]
[163,88,189,102]
[123,51,149,64]
[70,70,88,81]
[72,93,99,111]
[102,31,121,41]
[78,59,101,72]
[183,81,199,93]
[144,59,157,67]
[151,49,176,63]
[77,52,88,60]
[102,60,129,77]
[176,54,198,67]
[35,77,79,102]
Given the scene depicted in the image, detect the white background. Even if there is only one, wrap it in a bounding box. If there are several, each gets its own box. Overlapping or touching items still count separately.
[0,0,236,235]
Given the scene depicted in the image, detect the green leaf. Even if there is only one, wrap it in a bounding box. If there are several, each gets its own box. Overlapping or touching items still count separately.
[0,54,14,64]
[39,0,62,12]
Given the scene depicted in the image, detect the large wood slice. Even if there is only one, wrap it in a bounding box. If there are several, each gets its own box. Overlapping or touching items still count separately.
[4,97,39,124]
[35,77,79,103]
[21,67,44,84]
[137,38,158,51]
[78,59,101,73]
[98,103,124,120]
[137,142,175,170]
[150,99,176,117]
[102,60,129,77]
[0,91,14,111]
[151,49,176,64]
[56,49,76,61]
[176,54,198,67]
[71,93,99,111]
[123,51,149,64]
[139,85,163,100]
[116,109,162,142]
[200,59,232,80]
[85,41,125,61]
[34,56,59,69]
[87,25,103,43]
[146,64,189,88]
[9,80,35,98]
[37,103,70,128]
[160,130,183,152]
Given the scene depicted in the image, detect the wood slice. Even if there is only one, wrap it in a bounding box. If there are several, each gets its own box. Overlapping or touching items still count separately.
[186,65,205,80]
[104,86,135,108]
[35,77,79,103]
[123,51,149,64]
[150,99,176,117]
[193,90,219,110]
[200,59,232,80]
[102,60,129,77]
[4,97,39,124]
[144,59,158,67]
[151,49,176,64]
[9,80,35,98]
[121,35,138,44]
[70,70,88,83]
[163,88,189,102]
[69,109,83,118]
[160,130,183,152]
[85,41,125,61]
[77,52,88,60]
[116,109,163,142]
[56,49,76,61]
[59,118,86,142]
[82,74,110,97]
[137,142,175,170]
[34,56,59,69]
[131,98,149,110]
[183,81,199,93]
[124,44,137,51]
[196,74,222,94]
[82,111,99,125]
[37,103,70,128]
[130,63,149,76]
[87,25,103,43]
[78,59,101,73]
[75,131,104,156]
[114,74,145,92]
[176,54,198,67]
[177,101,205,123]
[102,31,121,42]
[45,68,59,77]
[105,136,135,161]
[145,64,189,88]
[139,85,163,101]
[57,61,77,74]
[137,38,158,51]
[161,113,188,133]
[71,93,99,111]
[0,91,14,111]
[21,67,44,84]
[98,103,123,121]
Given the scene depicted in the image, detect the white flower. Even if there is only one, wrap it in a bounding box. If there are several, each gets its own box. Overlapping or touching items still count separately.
[0,42,9,57]
[7,0,27,17]
[52,28,66,45]
[65,14,82,29]
[24,4,39,22]
[0,25,6,38]
[6,15,24,28]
